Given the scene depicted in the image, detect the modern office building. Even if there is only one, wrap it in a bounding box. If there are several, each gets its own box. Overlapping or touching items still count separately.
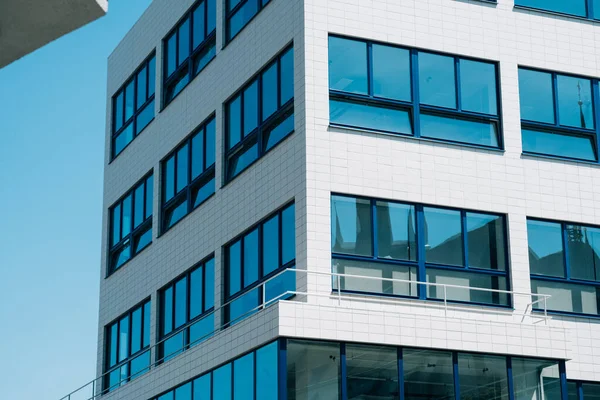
[0,0,108,68]
[61,0,600,399]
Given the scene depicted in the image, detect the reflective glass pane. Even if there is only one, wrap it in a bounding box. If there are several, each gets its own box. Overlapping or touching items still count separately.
[228,95,242,149]
[280,47,294,105]
[227,0,258,40]
[466,212,506,270]
[244,80,259,136]
[114,122,134,156]
[404,349,455,400]
[282,204,296,265]
[265,268,296,302]
[512,357,561,400]
[256,342,278,400]
[130,307,142,354]
[583,383,600,399]
[176,145,189,193]
[420,113,499,147]
[424,207,463,266]
[214,364,232,400]
[518,69,555,124]
[145,175,153,219]
[193,39,216,75]
[178,18,190,63]
[514,0,587,17]
[330,99,413,135]
[531,279,599,315]
[122,195,132,238]
[136,100,154,134]
[125,81,135,121]
[557,75,594,129]
[264,112,294,151]
[158,391,174,400]
[130,350,150,379]
[205,259,215,309]
[136,66,147,109]
[175,383,192,400]
[114,92,124,131]
[229,142,258,178]
[190,266,203,319]
[192,2,206,49]
[328,37,368,94]
[118,316,129,362]
[333,258,418,297]
[167,33,177,78]
[460,60,497,115]
[228,240,242,296]
[567,382,578,400]
[134,184,145,228]
[595,0,600,19]
[207,0,216,33]
[164,198,187,229]
[165,156,175,202]
[522,128,597,161]
[112,245,131,270]
[189,314,214,345]
[527,220,565,277]
[109,323,118,367]
[229,288,259,323]
[163,331,184,361]
[262,62,278,121]
[194,374,211,399]
[165,72,189,103]
[458,353,509,400]
[175,277,188,328]
[263,215,280,276]
[244,228,259,287]
[331,196,372,256]
[567,224,600,282]
[427,268,509,305]
[143,301,150,347]
[347,344,398,400]
[376,201,417,261]
[193,177,215,208]
[372,44,411,101]
[112,204,121,246]
[234,353,254,400]
[205,118,215,167]
[163,286,173,335]
[148,57,155,96]
[107,369,120,392]
[119,364,128,387]
[191,130,205,180]
[287,340,340,400]
[419,52,456,109]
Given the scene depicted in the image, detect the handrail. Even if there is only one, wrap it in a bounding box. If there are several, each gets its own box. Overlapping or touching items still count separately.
[59,267,551,400]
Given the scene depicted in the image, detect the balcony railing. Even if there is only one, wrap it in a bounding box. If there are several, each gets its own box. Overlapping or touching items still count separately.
[59,268,551,400]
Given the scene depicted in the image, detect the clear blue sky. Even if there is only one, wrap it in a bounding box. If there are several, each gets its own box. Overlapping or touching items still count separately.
[0,1,151,398]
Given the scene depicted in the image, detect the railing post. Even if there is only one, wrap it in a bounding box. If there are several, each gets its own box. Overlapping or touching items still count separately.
[262,282,267,309]
[337,275,341,305]
[443,285,447,318]
[92,379,96,400]
[544,296,548,326]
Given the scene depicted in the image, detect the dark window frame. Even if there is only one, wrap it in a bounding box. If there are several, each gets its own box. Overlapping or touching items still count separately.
[103,298,151,393]
[514,0,600,21]
[331,193,511,308]
[528,217,600,317]
[225,0,270,44]
[224,43,295,184]
[568,380,600,400]
[160,114,216,234]
[158,254,215,363]
[328,34,504,150]
[162,0,217,108]
[111,51,156,160]
[519,66,600,164]
[223,201,296,325]
[108,171,154,277]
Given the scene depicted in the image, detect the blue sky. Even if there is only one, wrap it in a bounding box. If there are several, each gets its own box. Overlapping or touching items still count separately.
[0,1,151,398]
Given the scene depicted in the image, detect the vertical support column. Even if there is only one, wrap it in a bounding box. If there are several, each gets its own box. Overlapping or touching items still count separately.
[453,352,460,400]
[398,347,405,400]
[278,339,287,400]
[340,343,348,400]
[559,361,569,400]
[507,356,515,400]
[416,206,427,300]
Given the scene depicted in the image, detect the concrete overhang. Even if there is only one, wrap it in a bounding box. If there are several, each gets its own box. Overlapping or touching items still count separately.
[0,0,108,68]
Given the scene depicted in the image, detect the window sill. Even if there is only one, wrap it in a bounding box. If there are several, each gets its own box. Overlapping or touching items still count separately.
[513,5,599,24]
[521,151,600,167]
[329,124,506,154]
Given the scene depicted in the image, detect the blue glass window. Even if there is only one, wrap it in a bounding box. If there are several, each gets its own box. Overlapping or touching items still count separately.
[109,173,153,275]
[112,53,156,159]
[159,256,215,362]
[226,0,270,43]
[234,353,254,400]
[528,218,600,316]
[329,36,502,149]
[331,194,510,306]
[515,0,591,19]
[104,300,151,392]
[519,67,599,162]
[161,115,215,233]
[225,203,295,326]
[256,342,278,400]
[163,0,216,107]
[225,45,294,182]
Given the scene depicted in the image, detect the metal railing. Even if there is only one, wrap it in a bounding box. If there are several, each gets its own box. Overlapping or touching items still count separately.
[59,267,551,400]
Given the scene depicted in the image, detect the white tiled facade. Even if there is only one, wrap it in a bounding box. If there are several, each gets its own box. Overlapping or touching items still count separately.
[95,0,600,399]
